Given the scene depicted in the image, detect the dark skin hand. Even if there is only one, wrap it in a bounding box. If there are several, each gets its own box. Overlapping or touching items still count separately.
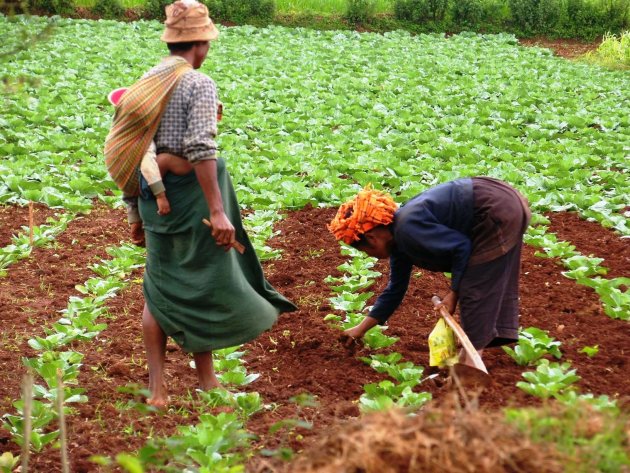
[338,228,461,350]
[438,290,458,315]
[339,291,457,349]
[131,221,145,247]
[339,316,378,349]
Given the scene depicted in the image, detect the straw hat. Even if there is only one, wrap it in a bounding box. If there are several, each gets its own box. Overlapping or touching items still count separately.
[160,0,219,43]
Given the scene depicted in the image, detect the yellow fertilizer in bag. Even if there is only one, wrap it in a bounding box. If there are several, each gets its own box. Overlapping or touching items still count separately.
[428,318,458,367]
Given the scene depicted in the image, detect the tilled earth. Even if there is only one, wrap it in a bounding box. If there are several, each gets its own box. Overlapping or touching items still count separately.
[0,200,628,472]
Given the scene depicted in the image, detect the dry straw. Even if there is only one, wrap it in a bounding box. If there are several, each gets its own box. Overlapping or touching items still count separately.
[271,395,565,473]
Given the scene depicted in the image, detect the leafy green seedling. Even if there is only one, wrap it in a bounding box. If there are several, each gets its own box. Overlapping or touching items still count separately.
[329,291,373,312]
[555,391,618,413]
[0,451,19,473]
[579,345,599,357]
[243,210,283,261]
[360,354,424,384]
[325,274,375,292]
[581,277,630,321]
[234,392,263,417]
[115,453,143,473]
[217,368,260,386]
[197,388,235,410]
[116,384,156,414]
[536,240,578,259]
[362,326,399,350]
[289,392,319,408]
[503,327,562,366]
[167,412,252,469]
[2,399,59,451]
[517,360,581,399]
[561,255,608,280]
[359,380,431,412]
[262,418,313,460]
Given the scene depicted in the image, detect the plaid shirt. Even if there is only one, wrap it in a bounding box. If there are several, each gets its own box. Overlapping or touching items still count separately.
[152,57,219,163]
[124,56,219,223]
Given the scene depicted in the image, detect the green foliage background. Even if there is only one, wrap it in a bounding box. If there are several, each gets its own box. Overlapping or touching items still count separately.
[0,16,628,234]
[10,0,630,39]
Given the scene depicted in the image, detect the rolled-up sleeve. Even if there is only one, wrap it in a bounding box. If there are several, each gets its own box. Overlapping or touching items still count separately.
[184,77,218,164]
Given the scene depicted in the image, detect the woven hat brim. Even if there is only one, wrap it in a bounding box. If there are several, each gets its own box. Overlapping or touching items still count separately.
[161,22,219,43]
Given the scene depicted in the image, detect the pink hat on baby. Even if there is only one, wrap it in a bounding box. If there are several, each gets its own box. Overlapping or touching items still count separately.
[107,87,128,106]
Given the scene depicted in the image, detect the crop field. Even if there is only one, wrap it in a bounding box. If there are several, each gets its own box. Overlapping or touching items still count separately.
[72,0,396,13]
[0,14,629,473]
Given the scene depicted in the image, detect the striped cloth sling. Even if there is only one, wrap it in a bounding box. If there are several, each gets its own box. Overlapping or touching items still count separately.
[104,58,192,196]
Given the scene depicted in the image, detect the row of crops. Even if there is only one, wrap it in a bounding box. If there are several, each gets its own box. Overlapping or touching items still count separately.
[2,17,629,220]
[0,13,628,472]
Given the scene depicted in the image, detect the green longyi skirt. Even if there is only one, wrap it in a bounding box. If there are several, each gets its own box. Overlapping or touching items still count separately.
[139,158,296,352]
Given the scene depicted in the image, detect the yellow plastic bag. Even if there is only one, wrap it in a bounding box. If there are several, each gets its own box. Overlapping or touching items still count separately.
[428,318,458,367]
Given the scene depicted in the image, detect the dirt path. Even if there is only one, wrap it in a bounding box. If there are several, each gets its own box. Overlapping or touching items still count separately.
[519,37,600,59]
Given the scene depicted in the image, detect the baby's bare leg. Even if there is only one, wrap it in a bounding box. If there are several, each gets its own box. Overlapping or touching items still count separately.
[156,153,193,177]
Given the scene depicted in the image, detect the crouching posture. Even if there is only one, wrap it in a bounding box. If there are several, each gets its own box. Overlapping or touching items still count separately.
[328,177,531,371]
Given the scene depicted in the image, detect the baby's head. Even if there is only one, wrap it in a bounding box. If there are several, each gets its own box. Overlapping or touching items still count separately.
[107,87,128,107]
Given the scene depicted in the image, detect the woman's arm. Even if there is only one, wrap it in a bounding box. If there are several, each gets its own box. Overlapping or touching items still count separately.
[341,253,412,345]
[194,159,234,248]
[368,252,413,324]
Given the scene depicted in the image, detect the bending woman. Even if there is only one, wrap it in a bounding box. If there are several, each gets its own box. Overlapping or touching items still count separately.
[328,177,530,372]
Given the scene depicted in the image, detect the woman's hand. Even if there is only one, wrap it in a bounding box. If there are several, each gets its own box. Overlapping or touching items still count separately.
[339,325,365,349]
[440,290,458,315]
[194,160,235,249]
[338,316,379,349]
[156,193,171,216]
[209,210,235,249]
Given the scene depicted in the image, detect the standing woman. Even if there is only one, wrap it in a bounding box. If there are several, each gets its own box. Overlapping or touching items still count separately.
[328,177,531,372]
[105,0,296,407]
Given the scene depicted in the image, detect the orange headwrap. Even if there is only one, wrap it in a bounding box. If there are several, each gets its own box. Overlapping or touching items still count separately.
[328,185,398,245]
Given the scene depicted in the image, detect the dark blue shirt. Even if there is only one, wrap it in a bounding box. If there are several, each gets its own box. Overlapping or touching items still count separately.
[369,178,474,324]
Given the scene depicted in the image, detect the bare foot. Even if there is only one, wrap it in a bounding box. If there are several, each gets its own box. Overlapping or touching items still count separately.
[193,351,222,391]
[199,379,223,391]
[146,382,169,410]
[146,396,169,409]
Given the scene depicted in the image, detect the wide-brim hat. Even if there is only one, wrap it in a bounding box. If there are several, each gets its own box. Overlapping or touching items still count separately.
[160,0,219,43]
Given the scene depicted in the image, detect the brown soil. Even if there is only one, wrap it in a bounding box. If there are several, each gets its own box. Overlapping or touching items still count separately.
[0,204,628,472]
[0,203,58,248]
[519,37,600,59]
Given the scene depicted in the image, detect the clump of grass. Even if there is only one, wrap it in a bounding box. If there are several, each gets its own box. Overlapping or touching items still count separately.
[582,31,630,69]
[505,400,630,473]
